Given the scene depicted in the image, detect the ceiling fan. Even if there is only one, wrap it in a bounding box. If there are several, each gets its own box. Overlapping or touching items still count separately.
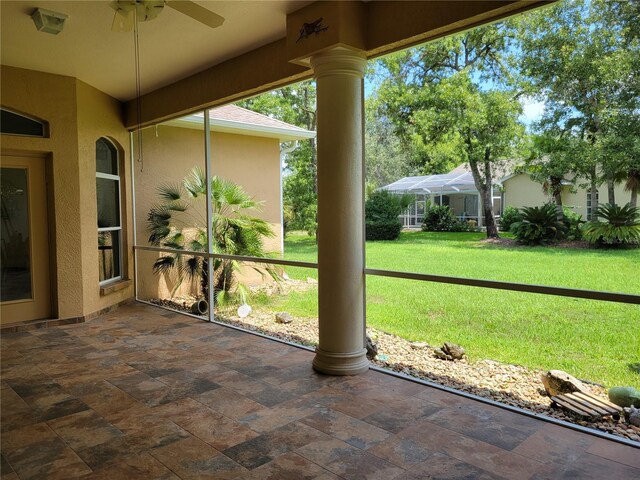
[110,0,224,32]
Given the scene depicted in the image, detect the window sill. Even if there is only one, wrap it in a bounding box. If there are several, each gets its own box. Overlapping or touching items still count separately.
[100,279,132,297]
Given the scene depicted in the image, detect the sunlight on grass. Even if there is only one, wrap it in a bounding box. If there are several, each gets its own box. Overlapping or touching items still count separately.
[267,231,640,387]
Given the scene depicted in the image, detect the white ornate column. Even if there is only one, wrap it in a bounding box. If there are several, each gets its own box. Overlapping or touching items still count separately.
[311,48,369,375]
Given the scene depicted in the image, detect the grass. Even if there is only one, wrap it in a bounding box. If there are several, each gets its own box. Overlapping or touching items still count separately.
[258,231,640,387]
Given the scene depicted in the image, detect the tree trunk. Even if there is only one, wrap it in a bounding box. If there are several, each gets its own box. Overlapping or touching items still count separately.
[607,178,615,205]
[482,187,499,238]
[631,188,638,208]
[550,177,564,221]
[201,258,209,300]
[554,192,564,221]
[590,181,598,220]
[468,153,499,238]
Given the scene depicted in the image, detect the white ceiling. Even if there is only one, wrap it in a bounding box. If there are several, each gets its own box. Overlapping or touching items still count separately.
[0,1,313,101]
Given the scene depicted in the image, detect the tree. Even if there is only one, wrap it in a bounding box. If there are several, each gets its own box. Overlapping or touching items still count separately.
[521,132,578,219]
[371,24,522,237]
[364,95,414,189]
[515,0,640,209]
[238,81,318,234]
[147,167,278,304]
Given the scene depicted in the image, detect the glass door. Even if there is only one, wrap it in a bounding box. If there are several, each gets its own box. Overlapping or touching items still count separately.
[1,155,51,324]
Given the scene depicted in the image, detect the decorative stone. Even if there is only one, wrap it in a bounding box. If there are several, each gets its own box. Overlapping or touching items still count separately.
[366,335,378,360]
[410,341,429,350]
[444,342,465,360]
[433,348,451,361]
[237,304,252,318]
[541,370,585,396]
[608,386,640,408]
[629,408,640,427]
[434,342,466,361]
[275,312,293,324]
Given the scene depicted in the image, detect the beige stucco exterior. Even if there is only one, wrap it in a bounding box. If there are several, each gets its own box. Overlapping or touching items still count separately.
[133,124,283,301]
[503,173,631,218]
[1,66,286,322]
[1,66,133,322]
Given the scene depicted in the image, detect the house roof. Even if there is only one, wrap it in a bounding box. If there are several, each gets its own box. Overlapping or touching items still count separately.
[383,161,522,195]
[163,104,316,142]
[382,171,479,195]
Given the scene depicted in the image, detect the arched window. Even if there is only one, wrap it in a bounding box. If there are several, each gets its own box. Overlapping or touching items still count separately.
[96,138,122,284]
[1,108,47,137]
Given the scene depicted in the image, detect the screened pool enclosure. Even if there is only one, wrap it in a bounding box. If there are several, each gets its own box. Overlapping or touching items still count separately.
[381,170,503,228]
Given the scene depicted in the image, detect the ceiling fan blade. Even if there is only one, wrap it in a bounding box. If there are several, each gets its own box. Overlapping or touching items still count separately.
[167,1,224,29]
[111,10,135,32]
[110,1,136,31]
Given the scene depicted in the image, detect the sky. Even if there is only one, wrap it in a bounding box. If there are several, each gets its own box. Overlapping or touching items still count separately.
[519,97,545,126]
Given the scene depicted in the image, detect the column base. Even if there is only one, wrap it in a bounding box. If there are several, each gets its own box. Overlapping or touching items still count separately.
[312,347,369,376]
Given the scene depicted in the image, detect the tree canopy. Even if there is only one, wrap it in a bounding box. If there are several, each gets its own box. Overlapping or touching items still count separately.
[237,0,639,237]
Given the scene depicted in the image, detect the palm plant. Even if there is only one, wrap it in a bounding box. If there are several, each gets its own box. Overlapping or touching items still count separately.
[510,203,567,245]
[582,203,640,247]
[147,167,278,304]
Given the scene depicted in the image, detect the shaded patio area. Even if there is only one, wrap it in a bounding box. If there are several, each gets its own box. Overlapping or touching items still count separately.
[1,303,638,479]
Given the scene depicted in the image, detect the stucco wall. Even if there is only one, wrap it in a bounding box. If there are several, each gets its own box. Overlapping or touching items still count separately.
[1,66,133,320]
[503,173,630,219]
[76,80,134,315]
[133,124,282,301]
[2,66,82,320]
[502,174,550,211]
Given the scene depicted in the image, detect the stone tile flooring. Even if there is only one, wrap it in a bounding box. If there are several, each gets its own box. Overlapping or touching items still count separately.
[1,303,638,479]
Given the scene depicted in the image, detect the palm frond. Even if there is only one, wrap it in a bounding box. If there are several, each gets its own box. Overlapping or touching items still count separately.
[152,255,176,274]
[156,182,183,201]
[184,167,206,198]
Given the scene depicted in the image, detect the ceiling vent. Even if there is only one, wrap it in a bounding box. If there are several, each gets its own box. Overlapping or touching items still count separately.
[31,8,68,35]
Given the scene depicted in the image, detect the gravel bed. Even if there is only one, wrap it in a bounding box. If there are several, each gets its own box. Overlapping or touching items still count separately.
[150,282,640,444]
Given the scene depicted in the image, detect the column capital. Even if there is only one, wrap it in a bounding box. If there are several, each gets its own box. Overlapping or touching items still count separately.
[310,48,367,80]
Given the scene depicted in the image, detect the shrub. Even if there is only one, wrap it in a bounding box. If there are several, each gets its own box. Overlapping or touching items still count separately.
[365,220,402,241]
[500,206,523,232]
[582,203,640,247]
[562,206,584,241]
[422,203,469,232]
[511,203,566,245]
[365,190,410,241]
[147,168,278,304]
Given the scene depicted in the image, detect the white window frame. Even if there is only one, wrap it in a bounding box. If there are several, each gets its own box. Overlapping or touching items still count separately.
[586,190,599,221]
[96,139,123,286]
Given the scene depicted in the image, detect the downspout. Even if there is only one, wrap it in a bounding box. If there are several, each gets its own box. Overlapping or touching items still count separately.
[279,142,299,254]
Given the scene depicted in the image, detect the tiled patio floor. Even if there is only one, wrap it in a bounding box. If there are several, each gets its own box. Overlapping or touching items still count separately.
[1,303,638,479]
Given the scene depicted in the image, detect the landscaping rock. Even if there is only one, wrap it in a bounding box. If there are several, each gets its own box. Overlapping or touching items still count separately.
[445,343,466,360]
[608,386,640,408]
[366,336,378,360]
[306,277,318,284]
[541,370,585,396]
[629,408,640,428]
[434,343,466,361]
[410,341,430,350]
[275,312,293,324]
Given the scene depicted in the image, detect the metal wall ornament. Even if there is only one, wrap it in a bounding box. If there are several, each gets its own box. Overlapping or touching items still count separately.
[296,17,328,43]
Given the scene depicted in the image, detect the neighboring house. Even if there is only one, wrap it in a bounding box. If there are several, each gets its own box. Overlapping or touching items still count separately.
[381,164,503,228]
[134,106,315,301]
[384,165,631,229]
[501,173,630,221]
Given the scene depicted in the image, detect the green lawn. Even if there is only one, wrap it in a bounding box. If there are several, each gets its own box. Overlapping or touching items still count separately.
[260,231,640,387]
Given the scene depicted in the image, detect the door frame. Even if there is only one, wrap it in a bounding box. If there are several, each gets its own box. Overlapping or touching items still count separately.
[1,152,54,324]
